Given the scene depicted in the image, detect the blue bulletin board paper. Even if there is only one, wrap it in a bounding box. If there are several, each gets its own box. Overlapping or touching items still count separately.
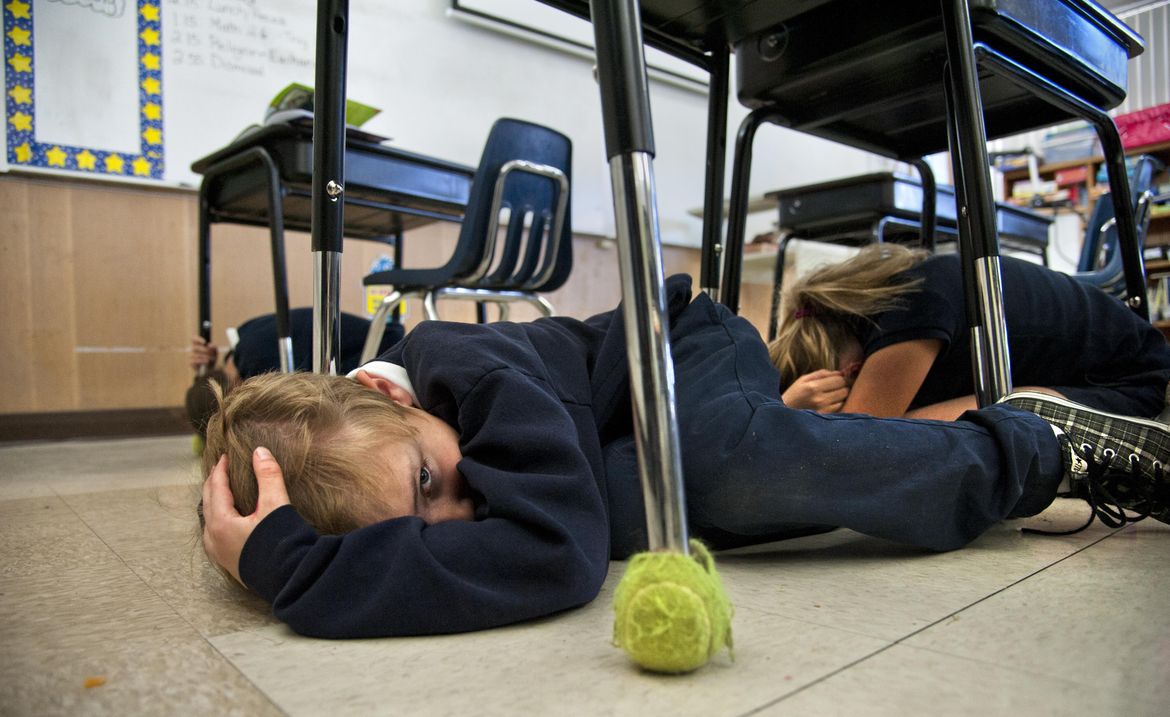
[4,0,164,180]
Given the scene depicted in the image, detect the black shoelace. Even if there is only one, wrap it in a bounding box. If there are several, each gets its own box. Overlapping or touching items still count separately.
[1023,450,1159,536]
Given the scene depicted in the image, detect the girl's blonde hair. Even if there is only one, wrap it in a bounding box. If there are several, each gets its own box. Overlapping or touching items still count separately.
[201,372,417,535]
[768,244,929,391]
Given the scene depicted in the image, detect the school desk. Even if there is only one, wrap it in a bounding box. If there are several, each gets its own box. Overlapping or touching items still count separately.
[191,121,474,371]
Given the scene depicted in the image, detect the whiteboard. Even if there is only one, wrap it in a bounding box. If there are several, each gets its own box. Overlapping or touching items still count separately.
[3,0,884,245]
[450,0,708,91]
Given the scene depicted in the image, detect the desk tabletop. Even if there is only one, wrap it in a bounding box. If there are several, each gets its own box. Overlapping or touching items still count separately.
[193,122,475,240]
[765,171,1053,246]
[537,0,1140,64]
[191,122,474,178]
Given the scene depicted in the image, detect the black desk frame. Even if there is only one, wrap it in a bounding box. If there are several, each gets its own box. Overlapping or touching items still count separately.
[198,147,295,370]
[196,121,470,373]
[307,0,1142,556]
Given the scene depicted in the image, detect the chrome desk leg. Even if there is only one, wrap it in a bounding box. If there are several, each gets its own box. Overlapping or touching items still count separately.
[940,0,1012,405]
[311,0,348,375]
[278,336,294,374]
[609,152,689,554]
[313,251,341,376]
[591,0,688,554]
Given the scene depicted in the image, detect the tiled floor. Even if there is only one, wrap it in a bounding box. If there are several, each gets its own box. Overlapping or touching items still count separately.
[1,435,1167,716]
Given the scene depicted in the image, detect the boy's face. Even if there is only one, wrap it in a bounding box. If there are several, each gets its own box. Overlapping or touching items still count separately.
[376,408,474,525]
[351,370,474,525]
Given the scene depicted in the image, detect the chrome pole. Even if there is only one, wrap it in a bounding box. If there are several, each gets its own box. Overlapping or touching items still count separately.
[313,251,341,376]
[609,151,689,553]
[974,255,1012,403]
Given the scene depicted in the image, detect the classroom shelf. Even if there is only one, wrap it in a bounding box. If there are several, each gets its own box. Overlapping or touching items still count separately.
[1000,139,1170,217]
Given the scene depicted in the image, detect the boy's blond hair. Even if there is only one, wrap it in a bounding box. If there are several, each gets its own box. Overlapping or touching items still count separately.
[768,244,929,391]
[201,372,417,534]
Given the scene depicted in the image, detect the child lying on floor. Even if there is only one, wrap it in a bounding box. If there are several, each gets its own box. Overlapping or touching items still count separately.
[773,245,1170,420]
[199,275,1170,639]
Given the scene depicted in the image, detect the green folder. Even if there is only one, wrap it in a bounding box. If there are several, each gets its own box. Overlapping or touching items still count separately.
[267,82,381,127]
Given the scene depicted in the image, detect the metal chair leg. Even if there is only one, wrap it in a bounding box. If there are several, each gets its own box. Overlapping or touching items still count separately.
[360,289,403,364]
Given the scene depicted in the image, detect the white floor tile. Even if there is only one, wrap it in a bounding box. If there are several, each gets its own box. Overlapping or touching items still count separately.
[0,436,199,498]
[210,577,888,717]
[903,521,1170,706]
[758,643,1163,716]
[717,500,1115,641]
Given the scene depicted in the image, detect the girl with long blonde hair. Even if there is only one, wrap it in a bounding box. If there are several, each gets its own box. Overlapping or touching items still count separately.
[770,244,1170,420]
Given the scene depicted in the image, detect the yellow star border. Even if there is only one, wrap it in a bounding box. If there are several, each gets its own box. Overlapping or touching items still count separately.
[5,1,29,21]
[5,1,164,180]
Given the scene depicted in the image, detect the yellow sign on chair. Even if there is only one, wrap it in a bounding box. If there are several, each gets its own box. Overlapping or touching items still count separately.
[365,286,405,319]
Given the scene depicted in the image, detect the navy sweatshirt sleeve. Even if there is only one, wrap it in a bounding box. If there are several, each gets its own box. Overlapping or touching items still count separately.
[238,326,611,638]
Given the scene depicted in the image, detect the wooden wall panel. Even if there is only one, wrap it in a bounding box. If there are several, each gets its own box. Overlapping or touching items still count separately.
[0,178,36,412]
[1,174,778,416]
[27,181,82,411]
[70,182,196,410]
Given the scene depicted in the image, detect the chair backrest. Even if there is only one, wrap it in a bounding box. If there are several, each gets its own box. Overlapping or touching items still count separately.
[456,118,572,293]
[1074,154,1163,296]
[1076,155,1162,272]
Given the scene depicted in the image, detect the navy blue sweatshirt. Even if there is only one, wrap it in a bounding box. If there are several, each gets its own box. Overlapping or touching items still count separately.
[238,277,697,638]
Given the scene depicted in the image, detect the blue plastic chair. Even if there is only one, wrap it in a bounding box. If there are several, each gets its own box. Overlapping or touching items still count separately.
[1074,154,1163,299]
[361,118,572,360]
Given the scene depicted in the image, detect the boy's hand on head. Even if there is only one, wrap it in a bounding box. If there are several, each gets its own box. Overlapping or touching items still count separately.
[201,448,291,586]
[782,369,849,413]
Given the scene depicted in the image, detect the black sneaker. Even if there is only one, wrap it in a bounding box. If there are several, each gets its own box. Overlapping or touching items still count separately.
[1000,391,1170,532]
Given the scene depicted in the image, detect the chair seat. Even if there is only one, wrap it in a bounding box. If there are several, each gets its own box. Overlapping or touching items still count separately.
[734,0,1142,158]
[363,265,471,291]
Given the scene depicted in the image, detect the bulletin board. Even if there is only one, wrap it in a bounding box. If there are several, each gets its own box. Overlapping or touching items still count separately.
[4,0,165,180]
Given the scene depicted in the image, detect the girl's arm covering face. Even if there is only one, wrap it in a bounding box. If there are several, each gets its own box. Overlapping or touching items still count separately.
[841,338,942,417]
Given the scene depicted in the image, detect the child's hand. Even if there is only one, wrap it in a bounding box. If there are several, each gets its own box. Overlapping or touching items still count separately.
[201,447,291,586]
[190,336,219,370]
[781,369,849,413]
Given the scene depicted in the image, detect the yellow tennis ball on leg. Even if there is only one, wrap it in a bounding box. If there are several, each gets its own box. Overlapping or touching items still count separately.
[612,540,733,673]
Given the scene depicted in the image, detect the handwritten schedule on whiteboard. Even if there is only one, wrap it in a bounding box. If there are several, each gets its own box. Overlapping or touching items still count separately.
[161,0,315,185]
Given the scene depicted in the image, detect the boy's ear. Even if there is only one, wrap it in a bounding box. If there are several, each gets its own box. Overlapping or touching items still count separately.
[353,370,415,407]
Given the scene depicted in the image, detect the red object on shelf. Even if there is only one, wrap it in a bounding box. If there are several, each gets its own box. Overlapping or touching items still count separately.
[1115,103,1170,150]
[1055,166,1089,185]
